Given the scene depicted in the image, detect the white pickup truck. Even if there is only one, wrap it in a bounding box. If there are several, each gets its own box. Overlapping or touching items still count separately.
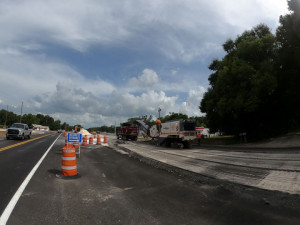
[6,123,32,140]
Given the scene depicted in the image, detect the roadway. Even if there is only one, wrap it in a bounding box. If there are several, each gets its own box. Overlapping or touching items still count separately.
[0,134,300,224]
[0,132,59,217]
[116,138,300,195]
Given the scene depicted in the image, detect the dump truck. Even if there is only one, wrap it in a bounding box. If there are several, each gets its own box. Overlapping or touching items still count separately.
[116,123,139,141]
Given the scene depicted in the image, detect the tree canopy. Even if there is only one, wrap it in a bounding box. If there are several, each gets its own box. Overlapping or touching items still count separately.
[0,109,72,131]
[200,1,300,138]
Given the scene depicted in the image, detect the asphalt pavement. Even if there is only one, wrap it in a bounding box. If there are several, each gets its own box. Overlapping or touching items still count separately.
[2,133,300,224]
[114,133,300,195]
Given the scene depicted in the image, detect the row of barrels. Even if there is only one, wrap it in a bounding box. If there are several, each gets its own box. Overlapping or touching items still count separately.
[64,135,108,147]
[59,134,108,178]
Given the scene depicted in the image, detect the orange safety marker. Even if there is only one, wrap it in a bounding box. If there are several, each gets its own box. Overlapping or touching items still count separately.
[82,135,88,146]
[97,135,101,145]
[65,138,68,147]
[104,135,108,144]
[73,142,79,148]
[56,145,80,178]
[63,143,73,149]
[89,136,94,145]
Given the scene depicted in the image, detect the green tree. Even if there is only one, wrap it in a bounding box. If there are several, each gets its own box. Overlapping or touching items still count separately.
[201,24,278,137]
[161,113,188,122]
[0,109,19,127]
[22,114,40,127]
[275,0,300,131]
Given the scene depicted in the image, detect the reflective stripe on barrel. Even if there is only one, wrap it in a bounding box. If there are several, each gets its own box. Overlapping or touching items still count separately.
[61,146,77,176]
[89,137,94,145]
[82,135,88,146]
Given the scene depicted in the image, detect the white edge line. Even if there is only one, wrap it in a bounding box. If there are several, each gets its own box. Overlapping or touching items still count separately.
[0,134,61,225]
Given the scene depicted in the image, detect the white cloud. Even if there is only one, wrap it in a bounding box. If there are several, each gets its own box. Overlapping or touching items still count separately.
[0,52,115,103]
[0,0,288,61]
[129,68,159,90]
[179,86,206,117]
[28,81,179,127]
[0,0,289,127]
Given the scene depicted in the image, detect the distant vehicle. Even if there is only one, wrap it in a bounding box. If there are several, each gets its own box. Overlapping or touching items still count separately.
[57,129,63,133]
[6,123,32,140]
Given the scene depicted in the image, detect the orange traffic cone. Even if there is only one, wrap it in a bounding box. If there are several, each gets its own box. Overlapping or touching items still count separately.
[82,135,87,146]
[89,136,94,145]
[59,145,78,177]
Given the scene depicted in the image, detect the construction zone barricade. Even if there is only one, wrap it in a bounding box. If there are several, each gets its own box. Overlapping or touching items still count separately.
[56,146,80,179]
[73,142,79,148]
[89,136,94,145]
[82,135,88,146]
[63,143,73,149]
[101,135,108,146]
[97,135,101,145]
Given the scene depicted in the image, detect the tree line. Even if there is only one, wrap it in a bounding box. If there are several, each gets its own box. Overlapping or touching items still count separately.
[200,0,300,138]
[0,109,72,131]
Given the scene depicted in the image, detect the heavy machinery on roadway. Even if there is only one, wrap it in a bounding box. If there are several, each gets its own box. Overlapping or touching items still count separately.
[135,119,197,148]
[116,123,139,141]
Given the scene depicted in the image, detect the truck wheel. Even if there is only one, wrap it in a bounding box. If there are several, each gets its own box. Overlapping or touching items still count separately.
[27,134,31,139]
[21,134,25,140]
[6,136,10,140]
[178,143,184,149]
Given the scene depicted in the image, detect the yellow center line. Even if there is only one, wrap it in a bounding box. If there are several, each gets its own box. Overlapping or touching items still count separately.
[0,133,54,152]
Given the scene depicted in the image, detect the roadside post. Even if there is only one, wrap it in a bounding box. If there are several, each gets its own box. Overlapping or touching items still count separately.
[67,133,82,158]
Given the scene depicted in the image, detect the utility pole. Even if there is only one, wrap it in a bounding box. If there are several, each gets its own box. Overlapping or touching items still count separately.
[158,107,161,119]
[20,101,23,123]
[4,105,8,128]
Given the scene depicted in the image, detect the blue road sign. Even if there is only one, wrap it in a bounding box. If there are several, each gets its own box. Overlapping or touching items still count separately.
[67,133,82,143]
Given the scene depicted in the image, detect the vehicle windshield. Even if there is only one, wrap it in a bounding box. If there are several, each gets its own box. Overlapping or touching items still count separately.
[10,124,25,129]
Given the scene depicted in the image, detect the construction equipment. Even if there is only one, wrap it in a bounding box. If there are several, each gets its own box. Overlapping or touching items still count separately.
[116,123,139,141]
[149,119,196,148]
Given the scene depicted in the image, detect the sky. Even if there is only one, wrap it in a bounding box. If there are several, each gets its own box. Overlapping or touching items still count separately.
[0,0,289,128]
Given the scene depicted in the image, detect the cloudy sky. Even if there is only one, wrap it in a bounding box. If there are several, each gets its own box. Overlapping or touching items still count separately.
[0,0,289,128]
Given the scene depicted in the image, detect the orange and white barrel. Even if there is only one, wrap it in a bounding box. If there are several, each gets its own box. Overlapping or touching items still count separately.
[104,135,108,144]
[73,142,79,148]
[61,146,77,176]
[89,136,94,145]
[97,135,101,145]
[82,135,88,146]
